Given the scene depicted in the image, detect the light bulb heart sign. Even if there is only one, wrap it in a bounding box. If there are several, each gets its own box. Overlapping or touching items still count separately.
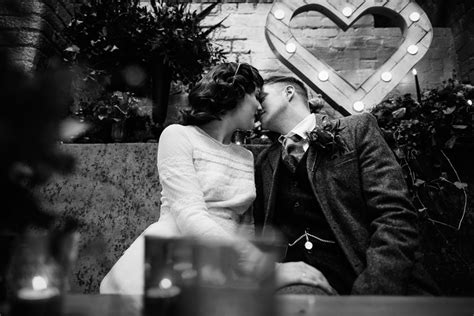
[265,0,433,114]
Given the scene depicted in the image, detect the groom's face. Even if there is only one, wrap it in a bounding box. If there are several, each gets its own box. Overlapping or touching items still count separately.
[259,83,287,130]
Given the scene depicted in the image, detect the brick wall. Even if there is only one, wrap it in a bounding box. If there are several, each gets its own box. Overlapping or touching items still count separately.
[417,0,474,83]
[0,0,76,72]
[448,0,474,83]
[1,0,468,112]
[152,1,458,122]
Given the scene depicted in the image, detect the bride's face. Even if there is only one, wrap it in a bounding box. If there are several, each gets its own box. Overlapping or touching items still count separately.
[231,91,261,131]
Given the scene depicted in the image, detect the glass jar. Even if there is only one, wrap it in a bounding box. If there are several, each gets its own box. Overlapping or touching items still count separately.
[6,230,79,316]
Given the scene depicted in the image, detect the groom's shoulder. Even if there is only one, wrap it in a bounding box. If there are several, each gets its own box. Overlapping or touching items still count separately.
[330,112,378,130]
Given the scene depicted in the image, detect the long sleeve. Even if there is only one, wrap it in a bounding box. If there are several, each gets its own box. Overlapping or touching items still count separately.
[351,113,419,294]
[157,125,236,240]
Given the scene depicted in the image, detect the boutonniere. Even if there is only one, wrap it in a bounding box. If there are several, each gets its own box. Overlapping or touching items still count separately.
[306,118,346,155]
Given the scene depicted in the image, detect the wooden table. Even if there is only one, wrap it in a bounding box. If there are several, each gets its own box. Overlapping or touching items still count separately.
[62,294,474,316]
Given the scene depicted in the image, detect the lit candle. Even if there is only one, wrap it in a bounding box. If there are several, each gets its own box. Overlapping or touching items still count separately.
[412,69,422,103]
[145,279,181,316]
[232,130,245,145]
[11,276,61,316]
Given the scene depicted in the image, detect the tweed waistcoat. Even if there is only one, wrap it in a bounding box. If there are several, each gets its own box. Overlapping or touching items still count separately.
[275,154,356,294]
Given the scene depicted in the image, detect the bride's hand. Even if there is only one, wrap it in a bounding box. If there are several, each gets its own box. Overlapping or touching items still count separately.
[234,241,273,281]
[274,261,337,295]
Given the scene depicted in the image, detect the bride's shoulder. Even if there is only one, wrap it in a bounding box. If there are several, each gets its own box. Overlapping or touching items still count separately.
[161,124,189,134]
[160,124,195,140]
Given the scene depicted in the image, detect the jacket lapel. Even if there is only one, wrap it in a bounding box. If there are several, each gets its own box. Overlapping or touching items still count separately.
[263,143,281,230]
[306,114,326,173]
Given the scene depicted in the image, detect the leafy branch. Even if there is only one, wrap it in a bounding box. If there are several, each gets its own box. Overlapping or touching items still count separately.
[371,79,474,230]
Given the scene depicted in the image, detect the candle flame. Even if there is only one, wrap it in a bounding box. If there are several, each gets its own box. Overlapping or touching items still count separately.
[412,69,417,75]
[32,276,48,291]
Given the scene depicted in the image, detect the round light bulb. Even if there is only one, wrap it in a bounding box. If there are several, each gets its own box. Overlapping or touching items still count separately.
[407,45,419,55]
[353,101,365,112]
[412,68,417,75]
[342,7,353,17]
[286,42,297,54]
[318,71,329,82]
[468,100,473,106]
[159,278,172,289]
[274,9,285,20]
[409,12,421,22]
[381,72,392,82]
[304,241,313,250]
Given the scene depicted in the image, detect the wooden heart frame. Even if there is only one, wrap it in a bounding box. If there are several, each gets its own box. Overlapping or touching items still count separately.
[265,0,433,115]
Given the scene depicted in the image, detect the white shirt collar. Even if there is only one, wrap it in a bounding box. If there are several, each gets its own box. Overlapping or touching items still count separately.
[278,114,316,152]
[284,114,316,140]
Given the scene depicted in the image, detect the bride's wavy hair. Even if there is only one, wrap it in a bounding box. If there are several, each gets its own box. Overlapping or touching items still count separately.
[180,62,263,126]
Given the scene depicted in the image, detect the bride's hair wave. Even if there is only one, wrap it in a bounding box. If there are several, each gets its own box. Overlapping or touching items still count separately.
[180,62,263,126]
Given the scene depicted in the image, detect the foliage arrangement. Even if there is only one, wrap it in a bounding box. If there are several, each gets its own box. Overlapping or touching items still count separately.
[371,79,474,227]
[64,0,226,86]
[371,79,474,295]
[63,0,227,142]
[71,91,153,143]
[372,79,474,161]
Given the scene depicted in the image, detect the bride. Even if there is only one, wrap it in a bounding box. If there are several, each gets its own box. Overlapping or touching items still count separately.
[100,62,333,294]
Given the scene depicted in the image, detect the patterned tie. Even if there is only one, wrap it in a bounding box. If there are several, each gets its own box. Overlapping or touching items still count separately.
[281,134,306,173]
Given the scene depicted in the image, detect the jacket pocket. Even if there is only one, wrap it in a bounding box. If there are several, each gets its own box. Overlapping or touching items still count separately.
[327,150,357,167]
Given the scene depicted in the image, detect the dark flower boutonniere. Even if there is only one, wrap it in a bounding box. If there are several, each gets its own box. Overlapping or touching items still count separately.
[306,118,346,155]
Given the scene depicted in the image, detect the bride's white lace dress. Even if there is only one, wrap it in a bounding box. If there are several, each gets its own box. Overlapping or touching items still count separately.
[100,124,256,294]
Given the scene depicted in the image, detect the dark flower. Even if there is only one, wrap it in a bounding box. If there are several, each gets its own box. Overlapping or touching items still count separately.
[306,118,346,155]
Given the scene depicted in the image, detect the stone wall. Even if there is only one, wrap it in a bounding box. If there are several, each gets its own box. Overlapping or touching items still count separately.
[38,144,162,293]
[37,143,267,293]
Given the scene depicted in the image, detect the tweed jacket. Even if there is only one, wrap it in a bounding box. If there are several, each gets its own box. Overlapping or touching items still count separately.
[254,112,431,295]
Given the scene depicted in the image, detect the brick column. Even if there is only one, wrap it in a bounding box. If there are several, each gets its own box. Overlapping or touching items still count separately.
[449,0,474,83]
[416,0,474,82]
[0,0,77,72]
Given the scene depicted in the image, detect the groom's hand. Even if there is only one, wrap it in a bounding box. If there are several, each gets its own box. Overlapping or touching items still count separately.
[275,261,337,295]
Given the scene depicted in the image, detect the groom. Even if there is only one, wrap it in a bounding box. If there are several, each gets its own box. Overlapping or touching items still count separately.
[254,76,438,295]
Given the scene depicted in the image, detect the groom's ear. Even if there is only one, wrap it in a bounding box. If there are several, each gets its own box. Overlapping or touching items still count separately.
[285,85,295,101]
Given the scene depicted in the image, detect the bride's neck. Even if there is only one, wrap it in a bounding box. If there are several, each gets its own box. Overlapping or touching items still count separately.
[199,118,235,145]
